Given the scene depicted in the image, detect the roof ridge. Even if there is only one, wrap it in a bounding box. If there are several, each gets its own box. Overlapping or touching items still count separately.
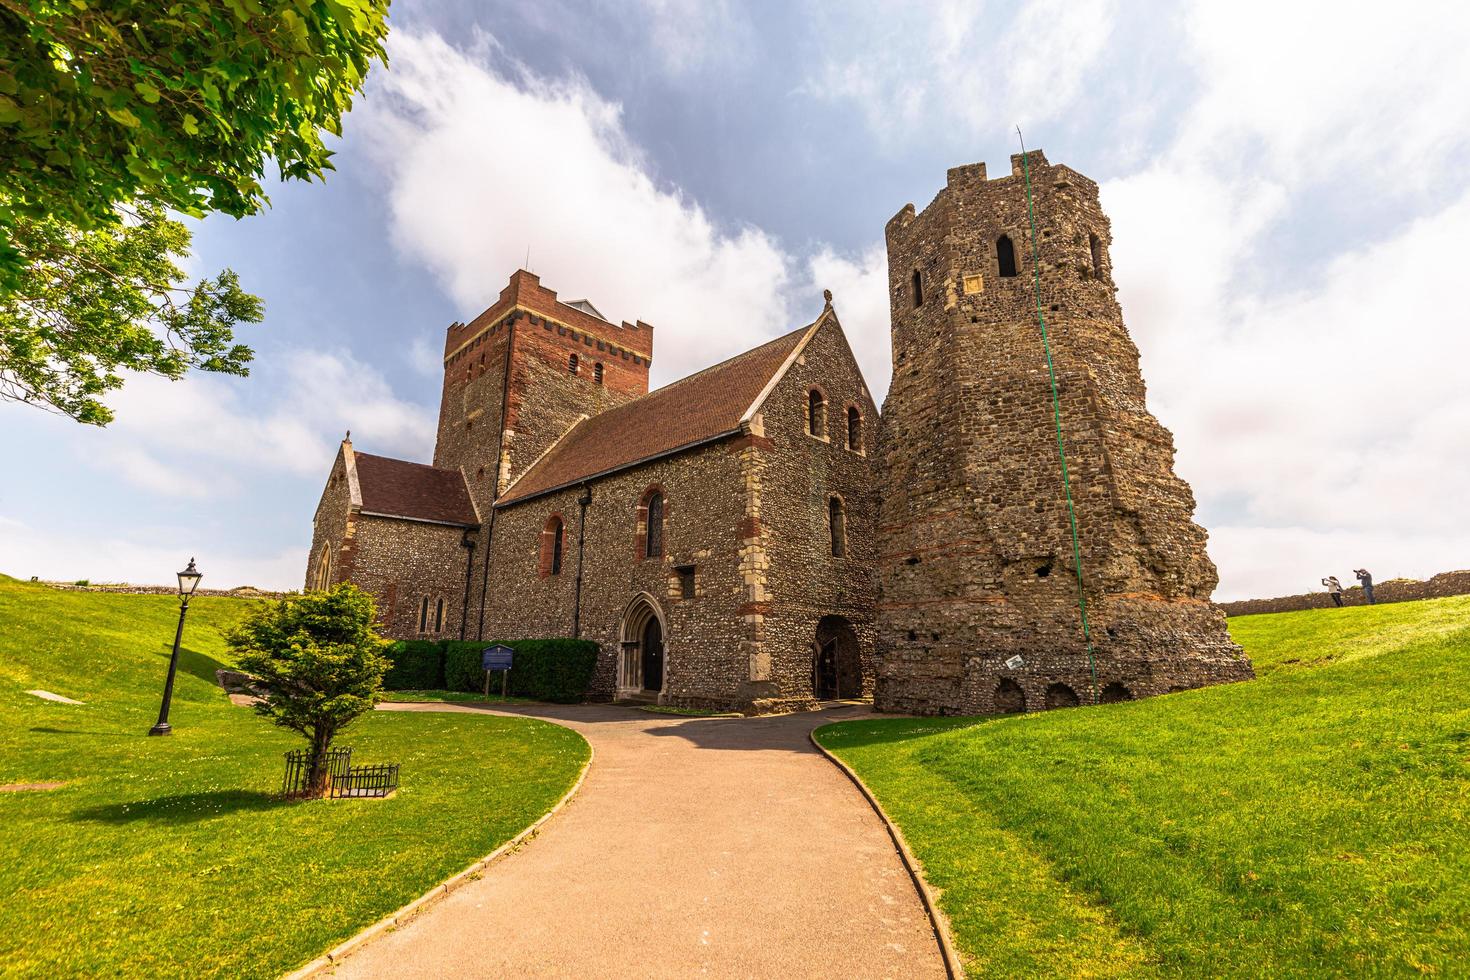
[352,450,450,472]
[606,321,813,412]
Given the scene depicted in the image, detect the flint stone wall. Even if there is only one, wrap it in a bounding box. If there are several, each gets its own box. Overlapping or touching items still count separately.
[875,153,1253,716]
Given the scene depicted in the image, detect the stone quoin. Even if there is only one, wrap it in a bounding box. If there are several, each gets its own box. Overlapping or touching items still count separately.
[305,152,1252,714]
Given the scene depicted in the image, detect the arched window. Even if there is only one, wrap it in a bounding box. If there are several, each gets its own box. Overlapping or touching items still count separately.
[828,496,847,558]
[807,389,826,438]
[846,406,862,452]
[644,491,664,558]
[594,362,604,385]
[997,235,1018,278]
[911,269,924,307]
[568,353,579,375]
[419,597,430,633]
[434,598,445,632]
[542,514,565,577]
[1088,233,1103,277]
[314,542,332,590]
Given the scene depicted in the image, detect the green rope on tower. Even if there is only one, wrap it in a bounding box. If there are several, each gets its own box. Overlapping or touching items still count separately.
[1017,128,1100,705]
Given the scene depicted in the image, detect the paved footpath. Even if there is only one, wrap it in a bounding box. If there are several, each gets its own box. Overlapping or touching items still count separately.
[331,702,946,979]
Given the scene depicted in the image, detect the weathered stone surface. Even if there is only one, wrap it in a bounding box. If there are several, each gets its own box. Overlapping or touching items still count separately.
[306,273,877,713]
[874,153,1253,714]
[304,155,1253,716]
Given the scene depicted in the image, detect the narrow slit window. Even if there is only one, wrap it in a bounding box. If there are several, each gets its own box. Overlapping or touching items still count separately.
[594,362,604,385]
[911,269,924,307]
[675,564,696,599]
[645,491,664,558]
[847,407,862,452]
[434,598,444,632]
[808,389,826,438]
[551,519,563,575]
[419,597,429,633]
[1089,233,1103,276]
[568,353,579,375]
[997,235,1018,277]
[829,496,847,558]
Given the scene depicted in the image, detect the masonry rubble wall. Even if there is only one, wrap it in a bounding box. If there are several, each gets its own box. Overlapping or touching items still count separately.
[875,153,1253,715]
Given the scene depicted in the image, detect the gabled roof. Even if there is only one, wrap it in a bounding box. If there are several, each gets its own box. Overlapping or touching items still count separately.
[352,451,479,527]
[496,316,824,506]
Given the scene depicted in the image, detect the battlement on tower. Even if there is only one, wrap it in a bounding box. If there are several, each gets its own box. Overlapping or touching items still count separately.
[443,269,654,365]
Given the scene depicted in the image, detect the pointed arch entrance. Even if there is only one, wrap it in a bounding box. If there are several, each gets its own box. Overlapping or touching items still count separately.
[618,594,667,697]
[813,615,862,700]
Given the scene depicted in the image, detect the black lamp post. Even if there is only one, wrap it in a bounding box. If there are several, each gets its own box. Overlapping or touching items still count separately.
[148,558,202,736]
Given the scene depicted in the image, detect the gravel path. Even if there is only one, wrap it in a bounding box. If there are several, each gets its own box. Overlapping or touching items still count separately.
[329,702,946,979]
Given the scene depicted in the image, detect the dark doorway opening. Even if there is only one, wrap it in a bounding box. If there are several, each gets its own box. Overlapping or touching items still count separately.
[997,235,1018,277]
[1099,681,1132,704]
[641,616,663,693]
[1044,682,1080,709]
[995,678,1026,714]
[813,616,862,700]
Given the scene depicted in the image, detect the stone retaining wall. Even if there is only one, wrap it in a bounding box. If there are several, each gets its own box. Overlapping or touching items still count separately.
[40,581,285,599]
[1220,570,1470,616]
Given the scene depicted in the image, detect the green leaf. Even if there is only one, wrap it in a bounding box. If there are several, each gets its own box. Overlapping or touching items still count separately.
[134,81,161,103]
[104,105,141,128]
[181,113,200,135]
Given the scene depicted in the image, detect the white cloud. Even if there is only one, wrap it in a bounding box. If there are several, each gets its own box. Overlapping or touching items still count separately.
[801,0,1115,145]
[636,0,752,75]
[1179,0,1470,188]
[94,349,435,485]
[1100,0,1470,599]
[806,244,890,401]
[361,31,796,388]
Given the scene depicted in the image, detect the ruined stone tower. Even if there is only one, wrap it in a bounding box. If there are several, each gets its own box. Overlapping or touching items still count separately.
[875,151,1253,714]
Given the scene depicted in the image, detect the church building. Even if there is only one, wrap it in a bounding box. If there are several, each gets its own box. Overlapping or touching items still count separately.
[307,270,878,712]
[306,151,1252,714]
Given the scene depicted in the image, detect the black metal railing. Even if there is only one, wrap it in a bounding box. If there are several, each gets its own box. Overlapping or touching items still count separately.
[331,763,400,798]
[280,747,399,799]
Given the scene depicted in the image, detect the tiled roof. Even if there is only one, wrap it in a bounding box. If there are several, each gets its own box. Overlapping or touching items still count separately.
[496,321,817,506]
[353,452,479,526]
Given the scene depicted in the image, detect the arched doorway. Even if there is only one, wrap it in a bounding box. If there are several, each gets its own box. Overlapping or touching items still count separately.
[1044,682,1080,709]
[1099,681,1132,704]
[641,617,663,693]
[813,616,862,700]
[994,678,1026,714]
[618,594,666,697]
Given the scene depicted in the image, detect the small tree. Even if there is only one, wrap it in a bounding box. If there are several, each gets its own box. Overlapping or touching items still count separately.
[227,583,387,798]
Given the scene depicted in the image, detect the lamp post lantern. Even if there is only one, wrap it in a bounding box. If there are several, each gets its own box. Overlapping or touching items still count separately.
[149,558,202,736]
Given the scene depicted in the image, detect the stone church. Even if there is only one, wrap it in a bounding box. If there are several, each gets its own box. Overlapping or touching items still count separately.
[305,151,1253,714]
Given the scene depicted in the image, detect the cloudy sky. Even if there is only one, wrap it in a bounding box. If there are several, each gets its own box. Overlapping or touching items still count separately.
[4,0,1468,600]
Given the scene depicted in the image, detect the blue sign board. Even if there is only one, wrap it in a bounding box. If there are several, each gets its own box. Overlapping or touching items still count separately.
[482,644,514,672]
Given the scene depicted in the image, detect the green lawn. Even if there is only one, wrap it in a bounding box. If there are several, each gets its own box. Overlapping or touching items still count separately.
[816,595,1470,978]
[0,576,590,978]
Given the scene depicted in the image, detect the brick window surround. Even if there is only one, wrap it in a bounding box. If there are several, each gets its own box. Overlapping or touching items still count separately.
[635,484,669,560]
[539,513,566,577]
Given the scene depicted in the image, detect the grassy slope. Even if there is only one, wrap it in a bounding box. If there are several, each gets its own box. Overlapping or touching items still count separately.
[0,576,589,979]
[817,595,1470,978]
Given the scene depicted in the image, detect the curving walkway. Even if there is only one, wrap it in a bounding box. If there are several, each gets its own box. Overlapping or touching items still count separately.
[330,702,946,979]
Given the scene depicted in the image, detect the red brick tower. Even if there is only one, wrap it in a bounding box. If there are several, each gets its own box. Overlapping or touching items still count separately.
[875,152,1252,714]
[432,270,654,512]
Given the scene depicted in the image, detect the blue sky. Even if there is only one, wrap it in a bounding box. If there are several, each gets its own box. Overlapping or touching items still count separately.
[4,0,1469,600]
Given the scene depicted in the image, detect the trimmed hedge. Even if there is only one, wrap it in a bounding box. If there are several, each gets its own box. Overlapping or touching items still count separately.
[442,638,599,703]
[382,639,446,691]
